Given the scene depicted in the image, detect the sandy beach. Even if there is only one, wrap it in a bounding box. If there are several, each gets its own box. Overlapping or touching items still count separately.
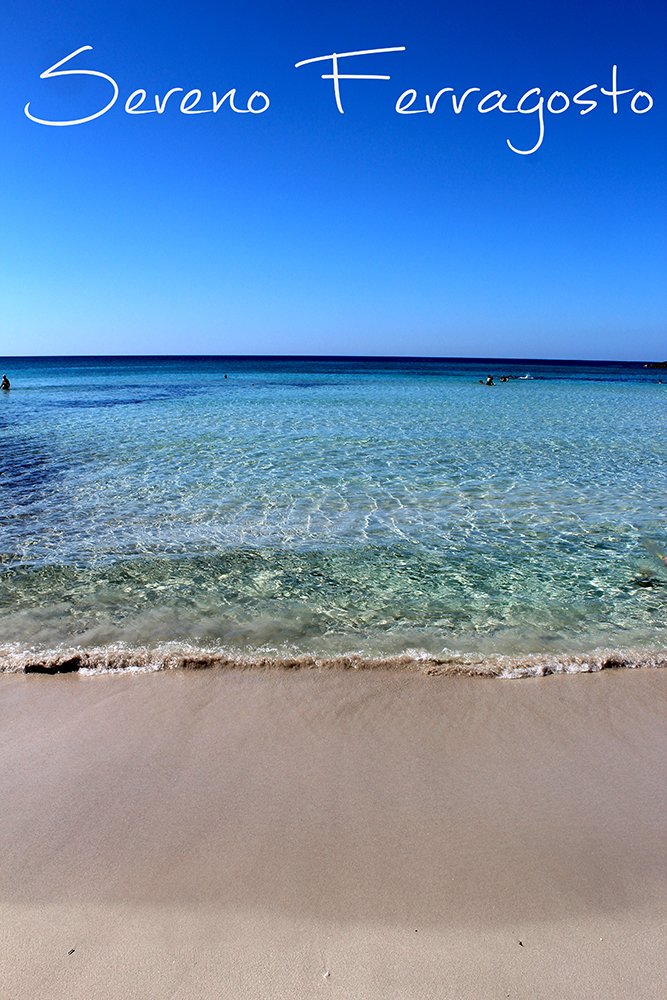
[1,666,665,999]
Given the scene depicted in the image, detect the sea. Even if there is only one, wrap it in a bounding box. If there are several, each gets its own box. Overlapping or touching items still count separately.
[1,355,665,678]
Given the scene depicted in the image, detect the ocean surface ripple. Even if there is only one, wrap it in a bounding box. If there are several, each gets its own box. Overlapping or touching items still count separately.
[1,356,665,676]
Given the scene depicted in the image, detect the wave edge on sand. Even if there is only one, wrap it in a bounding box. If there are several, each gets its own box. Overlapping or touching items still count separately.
[1,643,667,678]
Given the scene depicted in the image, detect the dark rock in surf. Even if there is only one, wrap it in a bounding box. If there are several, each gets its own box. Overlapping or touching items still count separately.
[24,656,82,674]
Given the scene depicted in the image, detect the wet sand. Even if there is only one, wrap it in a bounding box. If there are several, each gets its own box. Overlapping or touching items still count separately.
[1,667,666,998]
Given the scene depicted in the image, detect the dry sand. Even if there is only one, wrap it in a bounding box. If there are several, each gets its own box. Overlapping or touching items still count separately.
[1,666,665,999]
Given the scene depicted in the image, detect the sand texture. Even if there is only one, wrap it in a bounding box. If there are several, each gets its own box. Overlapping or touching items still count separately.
[1,667,666,998]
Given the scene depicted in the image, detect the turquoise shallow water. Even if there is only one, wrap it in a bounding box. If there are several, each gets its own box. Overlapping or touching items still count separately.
[1,356,666,672]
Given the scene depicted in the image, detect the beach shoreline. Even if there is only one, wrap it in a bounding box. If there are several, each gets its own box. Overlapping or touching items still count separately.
[2,667,665,998]
[3,642,667,678]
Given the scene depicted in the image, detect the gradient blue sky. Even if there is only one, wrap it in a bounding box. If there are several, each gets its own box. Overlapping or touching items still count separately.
[1,0,665,359]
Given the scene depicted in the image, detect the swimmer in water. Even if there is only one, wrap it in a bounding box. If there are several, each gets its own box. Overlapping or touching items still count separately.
[486,375,494,385]
[1,375,10,390]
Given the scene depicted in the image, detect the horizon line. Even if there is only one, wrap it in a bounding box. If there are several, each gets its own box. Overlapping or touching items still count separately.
[1,354,664,365]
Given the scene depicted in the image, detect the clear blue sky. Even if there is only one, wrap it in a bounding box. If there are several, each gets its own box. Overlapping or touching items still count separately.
[1,0,665,359]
